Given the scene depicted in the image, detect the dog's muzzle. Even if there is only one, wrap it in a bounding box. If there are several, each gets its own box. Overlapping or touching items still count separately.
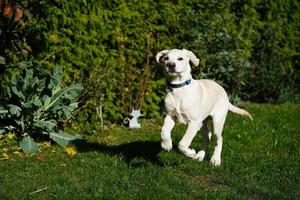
[166,62,176,73]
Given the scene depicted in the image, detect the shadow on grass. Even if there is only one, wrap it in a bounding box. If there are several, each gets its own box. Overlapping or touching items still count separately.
[75,140,164,167]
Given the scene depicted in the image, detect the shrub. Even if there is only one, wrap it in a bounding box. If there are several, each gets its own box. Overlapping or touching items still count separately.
[2,0,299,125]
[0,61,83,153]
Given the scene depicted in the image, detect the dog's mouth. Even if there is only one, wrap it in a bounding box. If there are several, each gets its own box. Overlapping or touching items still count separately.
[166,67,179,76]
[166,70,179,76]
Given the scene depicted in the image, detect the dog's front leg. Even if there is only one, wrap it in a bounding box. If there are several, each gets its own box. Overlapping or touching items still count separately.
[161,115,175,151]
[178,121,202,158]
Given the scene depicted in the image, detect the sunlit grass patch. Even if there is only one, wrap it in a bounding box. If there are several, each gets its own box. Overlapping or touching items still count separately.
[0,103,299,200]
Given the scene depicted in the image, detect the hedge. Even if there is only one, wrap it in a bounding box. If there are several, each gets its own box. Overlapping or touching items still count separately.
[1,0,299,124]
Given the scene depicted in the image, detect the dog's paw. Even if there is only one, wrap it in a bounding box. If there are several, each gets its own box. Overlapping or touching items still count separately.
[194,150,206,161]
[178,145,196,158]
[210,157,221,166]
[183,148,196,158]
[161,139,172,151]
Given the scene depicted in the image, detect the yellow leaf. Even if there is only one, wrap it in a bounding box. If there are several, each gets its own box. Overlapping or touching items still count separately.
[41,141,51,148]
[65,147,77,158]
[7,132,16,140]
[13,151,23,157]
[1,153,9,160]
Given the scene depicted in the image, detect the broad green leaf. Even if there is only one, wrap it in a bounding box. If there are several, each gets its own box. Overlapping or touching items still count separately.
[23,101,33,108]
[49,131,82,147]
[11,86,25,99]
[45,84,83,111]
[10,73,17,85]
[0,129,6,135]
[37,78,46,92]
[34,119,57,131]
[43,96,51,107]
[8,104,21,116]
[62,106,73,120]
[51,85,62,95]
[52,67,63,80]
[48,67,63,90]
[25,68,34,83]
[20,136,39,154]
[33,99,42,107]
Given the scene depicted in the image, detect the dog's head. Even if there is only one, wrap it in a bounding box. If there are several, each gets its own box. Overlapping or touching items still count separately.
[156,49,199,76]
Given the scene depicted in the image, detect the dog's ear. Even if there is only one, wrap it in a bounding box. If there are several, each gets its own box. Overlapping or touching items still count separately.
[156,50,169,64]
[182,49,199,66]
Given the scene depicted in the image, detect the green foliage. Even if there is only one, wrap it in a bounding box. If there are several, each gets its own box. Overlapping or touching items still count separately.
[242,0,300,102]
[0,62,83,153]
[2,0,300,123]
[27,0,166,123]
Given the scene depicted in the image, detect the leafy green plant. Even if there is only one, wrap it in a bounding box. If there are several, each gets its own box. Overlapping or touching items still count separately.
[0,61,83,153]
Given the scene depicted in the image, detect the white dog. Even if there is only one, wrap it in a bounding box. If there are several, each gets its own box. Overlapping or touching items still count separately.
[156,49,252,166]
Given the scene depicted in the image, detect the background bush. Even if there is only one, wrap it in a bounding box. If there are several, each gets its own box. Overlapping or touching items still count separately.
[1,0,299,125]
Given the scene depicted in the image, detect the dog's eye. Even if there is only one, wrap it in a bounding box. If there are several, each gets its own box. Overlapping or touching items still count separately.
[164,56,169,61]
[178,57,183,61]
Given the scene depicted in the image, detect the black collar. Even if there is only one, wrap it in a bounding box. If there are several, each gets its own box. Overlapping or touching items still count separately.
[167,79,192,90]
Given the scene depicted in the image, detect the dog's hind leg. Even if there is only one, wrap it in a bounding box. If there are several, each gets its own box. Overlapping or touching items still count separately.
[210,114,227,166]
[195,120,212,161]
[161,115,176,151]
[178,121,202,158]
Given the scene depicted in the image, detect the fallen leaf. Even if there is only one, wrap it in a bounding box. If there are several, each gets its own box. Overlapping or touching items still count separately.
[41,141,51,148]
[65,146,77,158]
[13,151,23,157]
[1,153,9,160]
[37,154,46,161]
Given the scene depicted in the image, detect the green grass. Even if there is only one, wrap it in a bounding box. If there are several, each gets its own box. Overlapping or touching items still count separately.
[0,103,299,200]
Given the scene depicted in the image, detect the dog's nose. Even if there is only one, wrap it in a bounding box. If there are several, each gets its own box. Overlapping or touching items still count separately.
[167,62,176,71]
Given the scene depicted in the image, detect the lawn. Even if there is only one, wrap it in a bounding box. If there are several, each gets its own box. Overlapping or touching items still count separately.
[0,103,299,200]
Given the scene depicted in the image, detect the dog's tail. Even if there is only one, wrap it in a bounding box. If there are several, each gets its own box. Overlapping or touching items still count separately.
[229,103,253,120]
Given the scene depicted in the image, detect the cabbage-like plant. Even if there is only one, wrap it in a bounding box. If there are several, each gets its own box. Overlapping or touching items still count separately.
[0,62,83,153]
